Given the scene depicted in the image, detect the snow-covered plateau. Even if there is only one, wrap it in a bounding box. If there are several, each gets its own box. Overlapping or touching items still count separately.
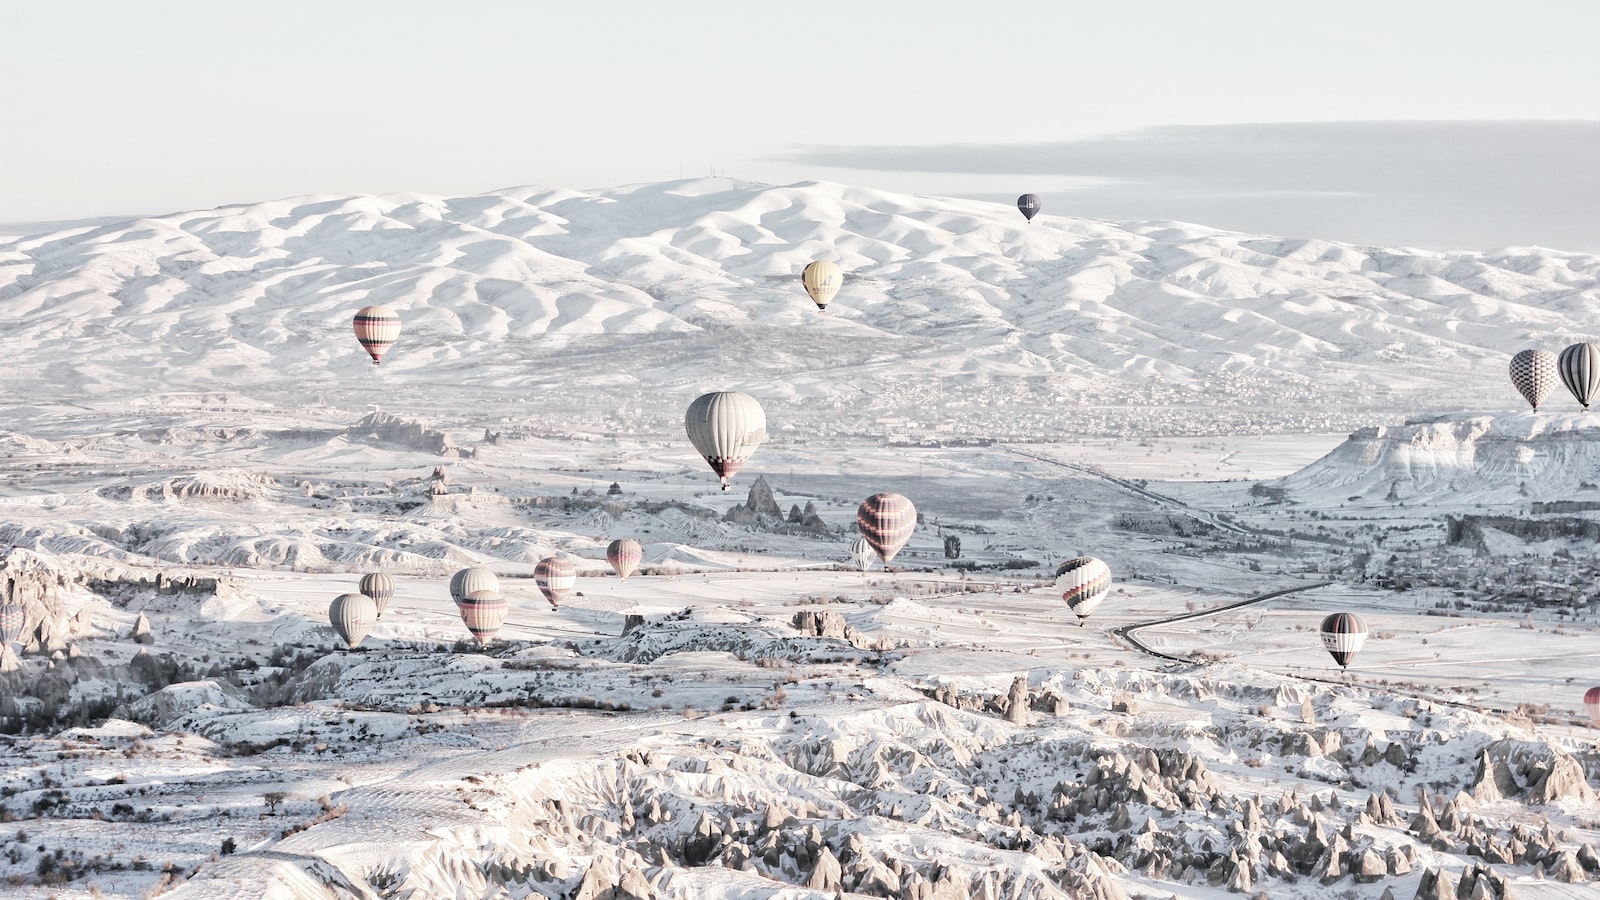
[1,179,1599,899]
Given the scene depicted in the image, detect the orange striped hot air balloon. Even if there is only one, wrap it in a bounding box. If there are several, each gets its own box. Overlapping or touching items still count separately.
[353,305,401,366]
[856,493,916,564]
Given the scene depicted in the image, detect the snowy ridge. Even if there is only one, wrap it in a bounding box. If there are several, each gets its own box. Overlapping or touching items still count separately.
[1271,412,1600,504]
[4,179,1599,433]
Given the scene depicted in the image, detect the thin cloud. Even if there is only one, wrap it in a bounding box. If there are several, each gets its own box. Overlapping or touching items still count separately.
[784,121,1600,251]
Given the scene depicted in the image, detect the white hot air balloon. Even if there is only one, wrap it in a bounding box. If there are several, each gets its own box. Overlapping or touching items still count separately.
[849,536,875,572]
[329,593,379,649]
[449,567,499,609]
[685,391,767,491]
[802,260,843,312]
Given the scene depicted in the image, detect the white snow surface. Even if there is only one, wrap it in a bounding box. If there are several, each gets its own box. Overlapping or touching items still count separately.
[0,181,1598,899]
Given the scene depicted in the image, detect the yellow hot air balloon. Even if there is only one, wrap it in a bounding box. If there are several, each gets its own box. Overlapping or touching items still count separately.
[801,261,843,312]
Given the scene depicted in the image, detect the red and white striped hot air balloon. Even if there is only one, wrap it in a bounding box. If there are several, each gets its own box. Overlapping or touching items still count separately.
[535,556,577,609]
[0,603,25,647]
[353,305,402,366]
[607,539,642,580]
[1056,557,1111,625]
[856,493,916,564]
[459,589,507,644]
[1584,687,1600,728]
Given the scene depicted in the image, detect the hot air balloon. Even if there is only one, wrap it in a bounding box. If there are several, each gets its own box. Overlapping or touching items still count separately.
[1017,194,1041,222]
[1510,349,1559,411]
[856,493,916,564]
[801,260,843,312]
[359,572,395,618]
[329,593,378,649]
[0,603,25,647]
[535,556,577,609]
[607,539,642,580]
[685,391,767,491]
[353,305,402,366]
[1056,557,1111,625]
[849,536,875,572]
[459,589,507,644]
[1559,342,1600,410]
[1585,687,1600,727]
[449,567,499,609]
[1319,612,1368,669]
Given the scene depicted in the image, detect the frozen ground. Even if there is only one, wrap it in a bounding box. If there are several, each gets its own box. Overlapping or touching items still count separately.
[0,181,1598,898]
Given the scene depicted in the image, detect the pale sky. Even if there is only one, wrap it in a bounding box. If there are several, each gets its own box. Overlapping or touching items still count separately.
[5,1,1599,249]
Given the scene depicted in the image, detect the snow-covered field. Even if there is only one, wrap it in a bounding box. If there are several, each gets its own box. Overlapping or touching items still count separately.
[2,180,1599,898]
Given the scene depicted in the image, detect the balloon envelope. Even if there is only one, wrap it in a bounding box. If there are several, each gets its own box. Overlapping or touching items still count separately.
[856,493,916,563]
[535,556,577,608]
[801,261,843,311]
[1559,342,1600,410]
[1056,557,1111,621]
[1510,349,1558,411]
[459,590,507,644]
[450,567,499,608]
[1585,686,1600,727]
[849,536,875,572]
[1319,612,1368,668]
[607,539,642,580]
[0,603,25,646]
[353,305,401,366]
[685,392,767,491]
[329,593,378,649]
[1017,194,1042,221]
[359,572,395,617]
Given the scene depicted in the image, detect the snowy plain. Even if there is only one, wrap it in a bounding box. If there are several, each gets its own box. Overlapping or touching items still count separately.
[0,179,1598,898]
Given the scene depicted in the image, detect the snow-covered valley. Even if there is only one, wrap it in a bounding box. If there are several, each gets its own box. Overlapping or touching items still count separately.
[2,180,1600,898]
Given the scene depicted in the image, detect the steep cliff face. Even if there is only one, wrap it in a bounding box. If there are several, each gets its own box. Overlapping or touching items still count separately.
[1,549,71,652]
[1273,413,1600,504]
[347,411,461,457]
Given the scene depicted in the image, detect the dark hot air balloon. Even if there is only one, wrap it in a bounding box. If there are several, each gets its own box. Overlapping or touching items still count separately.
[856,493,916,564]
[1017,194,1042,222]
[1319,612,1368,669]
[1056,557,1111,625]
[1510,349,1558,411]
[1558,342,1600,410]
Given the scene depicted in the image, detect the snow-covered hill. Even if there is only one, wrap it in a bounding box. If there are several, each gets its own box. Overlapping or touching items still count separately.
[4,178,1598,436]
[1272,413,1600,505]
